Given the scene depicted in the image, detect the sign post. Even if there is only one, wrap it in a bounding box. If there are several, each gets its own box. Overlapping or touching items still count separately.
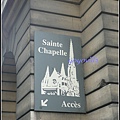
[34,31,86,113]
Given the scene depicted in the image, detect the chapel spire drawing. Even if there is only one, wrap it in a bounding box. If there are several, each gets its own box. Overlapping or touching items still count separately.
[41,39,80,97]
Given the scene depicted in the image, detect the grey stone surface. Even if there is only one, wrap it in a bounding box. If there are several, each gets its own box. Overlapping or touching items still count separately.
[2,113,16,120]
[2,91,16,101]
[2,65,16,73]
[84,47,118,78]
[30,0,80,17]
[3,58,15,65]
[17,75,34,102]
[86,84,118,111]
[2,0,118,120]
[81,0,101,29]
[80,0,96,17]
[15,28,30,62]
[17,58,34,87]
[2,82,16,91]
[13,13,30,56]
[87,104,118,120]
[16,42,31,73]
[16,93,34,119]
[15,0,30,33]
[85,65,118,94]
[2,102,16,112]
[102,14,118,30]
[2,73,16,81]
[104,30,118,46]
[81,15,103,45]
[30,26,81,40]
[30,10,81,31]
[100,0,118,14]
[82,31,104,59]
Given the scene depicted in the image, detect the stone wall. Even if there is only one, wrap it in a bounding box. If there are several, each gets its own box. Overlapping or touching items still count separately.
[2,0,118,120]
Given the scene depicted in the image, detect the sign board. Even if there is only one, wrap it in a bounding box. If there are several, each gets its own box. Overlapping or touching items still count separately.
[34,31,86,113]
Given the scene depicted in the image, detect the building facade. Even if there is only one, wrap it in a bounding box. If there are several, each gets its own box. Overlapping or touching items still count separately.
[2,0,119,120]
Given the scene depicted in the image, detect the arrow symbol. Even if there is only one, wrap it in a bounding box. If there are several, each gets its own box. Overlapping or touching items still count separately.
[41,99,48,106]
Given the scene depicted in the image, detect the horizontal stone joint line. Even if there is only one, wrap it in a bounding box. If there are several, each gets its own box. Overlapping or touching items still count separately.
[3,57,14,59]
[80,0,97,18]
[85,82,119,96]
[79,0,84,5]
[81,12,102,32]
[82,28,118,48]
[84,63,118,79]
[30,23,81,33]
[2,81,16,83]
[30,8,80,18]
[14,25,30,56]
[2,90,16,92]
[15,40,31,64]
[6,0,29,36]
[16,40,33,64]
[16,56,34,75]
[81,11,118,32]
[2,64,16,66]
[17,73,34,88]
[15,9,30,35]
[2,100,16,102]
[102,11,119,16]
[86,102,118,114]
[54,0,80,5]
[30,7,118,33]
[2,111,16,113]
[16,109,34,120]
[17,91,34,104]
[83,45,118,62]
[2,72,16,74]
[15,40,34,64]
[12,8,27,54]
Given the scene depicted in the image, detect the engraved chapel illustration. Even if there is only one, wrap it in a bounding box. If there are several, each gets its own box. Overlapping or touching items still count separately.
[41,39,80,97]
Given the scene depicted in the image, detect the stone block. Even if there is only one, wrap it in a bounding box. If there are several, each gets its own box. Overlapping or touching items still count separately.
[102,14,118,30]
[2,65,16,73]
[85,65,118,94]
[84,47,118,78]
[2,113,16,120]
[2,102,16,112]
[81,0,101,29]
[17,58,34,87]
[80,0,96,17]
[15,0,30,33]
[2,91,16,101]
[30,26,81,40]
[81,15,103,46]
[104,30,118,46]
[87,104,118,120]
[16,42,31,73]
[2,73,16,82]
[17,75,34,102]
[101,0,118,14]
[30,0,80,17]
[86,84,118,111]
[82,31,104,59]
[3,58,15,65]
[2,82,16,91]
[15,28,30,63]
[30,10,81,31]
[13,12,30,56]
[16,93,34,119]
[108,65,118,83]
